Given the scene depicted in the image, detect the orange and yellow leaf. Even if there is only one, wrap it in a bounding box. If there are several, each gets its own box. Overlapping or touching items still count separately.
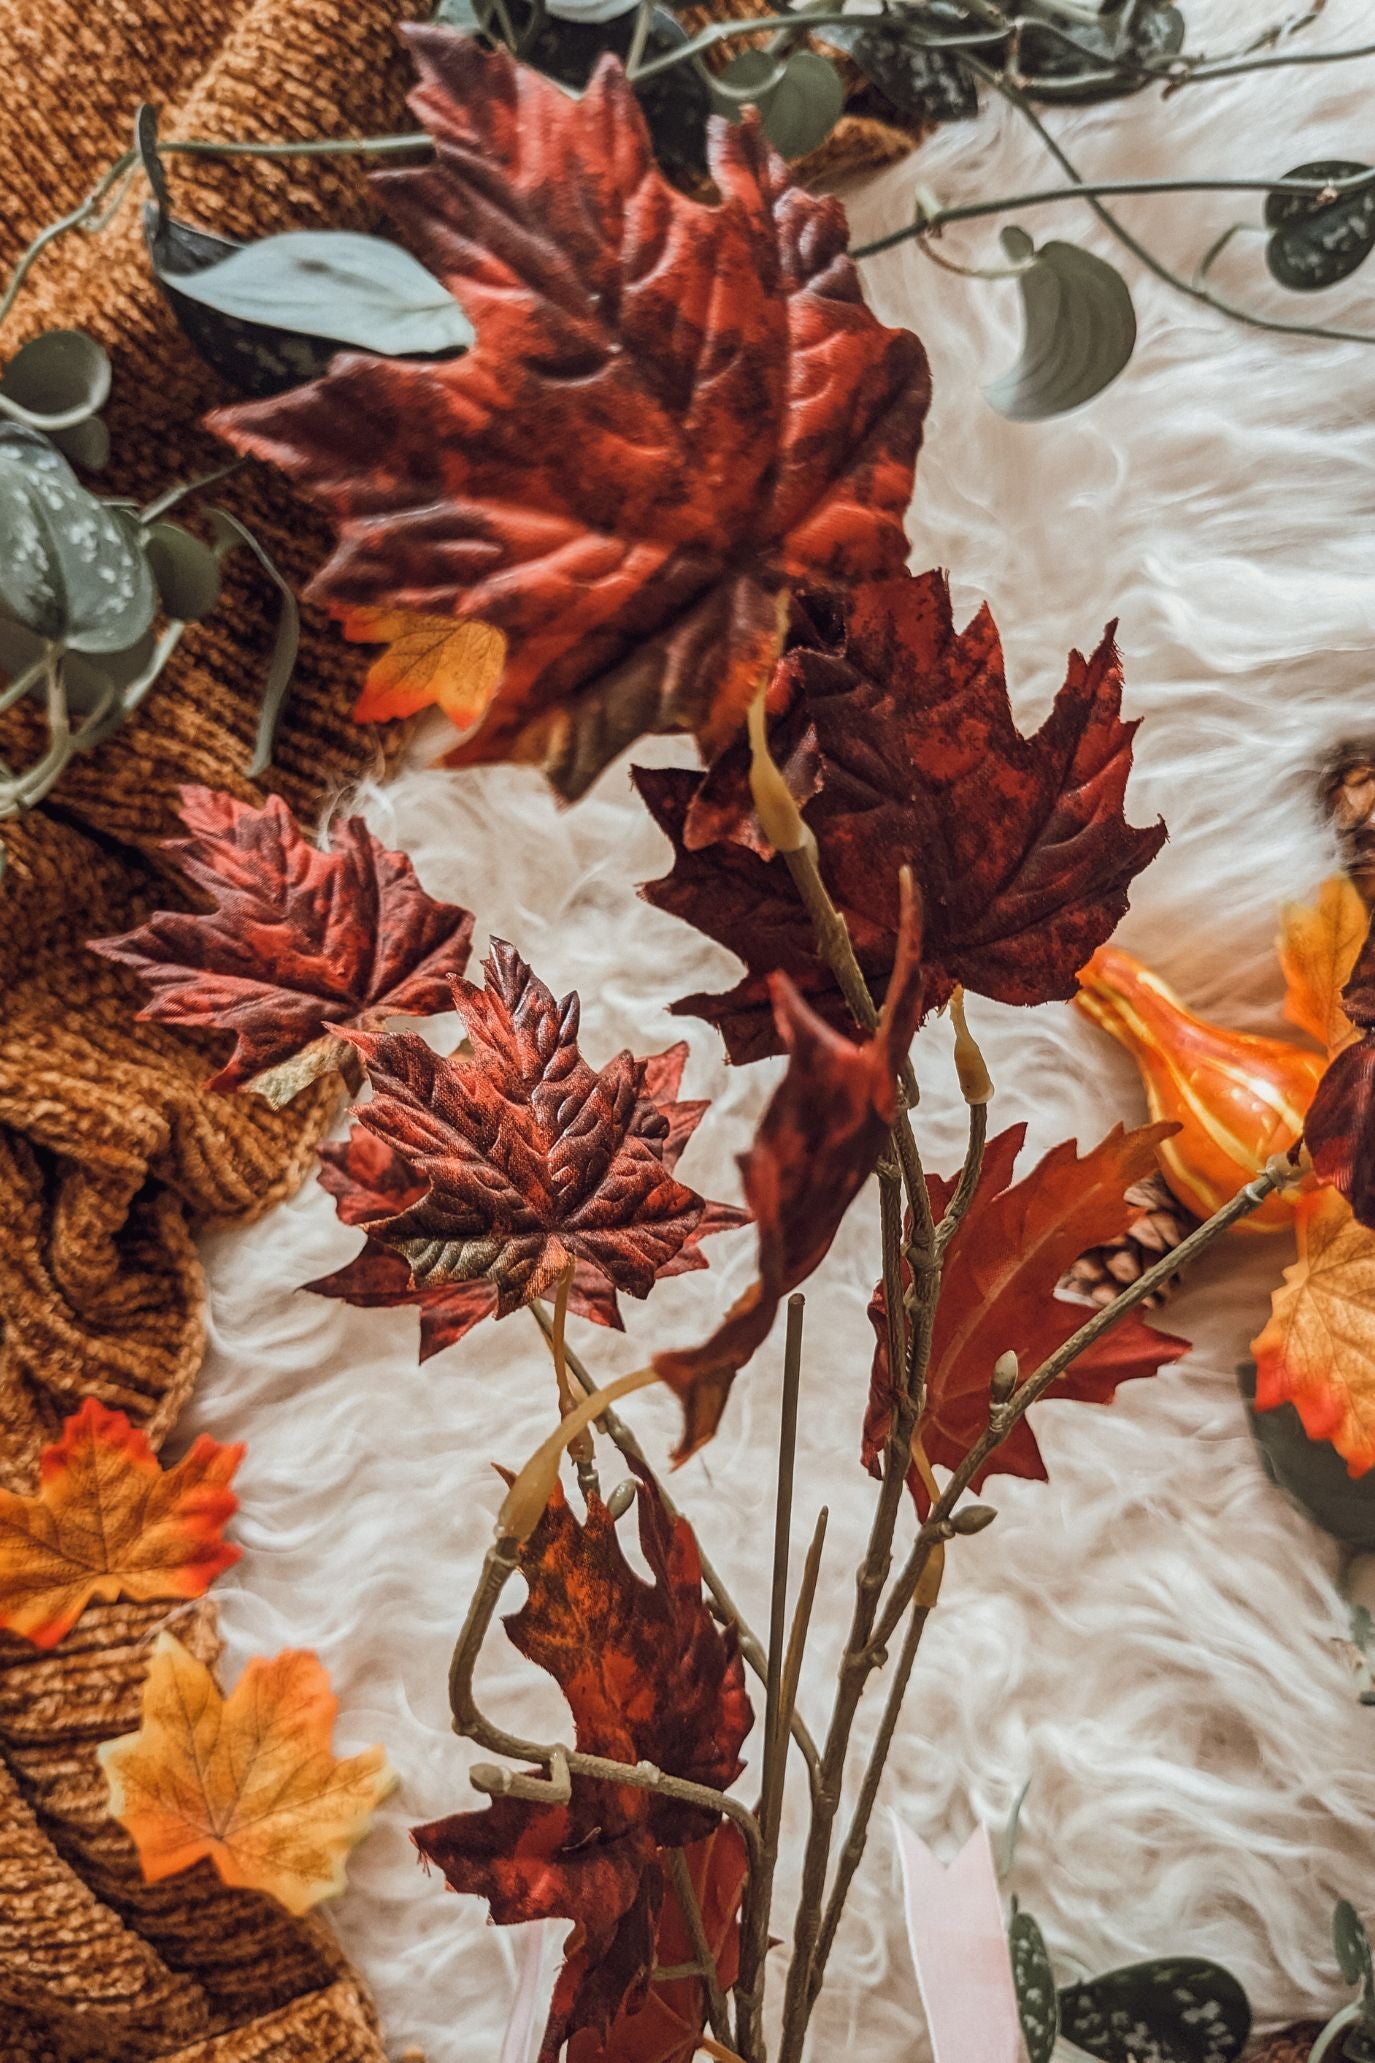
[1253,1186,1375,1475]
[332,604,506,728]
[0,1399,242,1649]
[99,1633,395,1915]
[1278,874,1366,1056]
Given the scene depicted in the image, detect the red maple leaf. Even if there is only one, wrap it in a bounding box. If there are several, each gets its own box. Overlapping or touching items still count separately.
[864,1122,1190,1513]
[341,945,747,1314]
[1307,909,1375,1228]
[656,886,924,1458]
[307,1044,744,1353]
[637,570,1165,1062]
[88,786,474,1093]
[412,1465,752,2061]
[211,32,930,802]
[567,1822,748,2063]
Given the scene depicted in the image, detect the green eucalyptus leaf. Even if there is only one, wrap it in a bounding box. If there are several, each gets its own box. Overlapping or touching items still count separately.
[1334,1900,1375,1996]
[545,0,641,20]
[1057,1957,1251,2063]
[721,48,845,159]
[1265,160,1375,292]
[985,233,1136,420]
[0,432,156,653]
[50,415,110,472]
[1240,1363,1375,1551]
[0,329,112,433]
[167,230,475,358]
[1010,1909,1059,2063]
[144,521,223,622]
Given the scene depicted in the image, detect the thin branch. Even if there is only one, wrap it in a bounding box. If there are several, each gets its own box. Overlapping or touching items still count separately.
[528,1304,823,1790]
[734,1295,806,2058]
[666,1844,732,2045]
[933,1100,989,1264]
[866,1154,1294,1662]
[806,1597,934,2004]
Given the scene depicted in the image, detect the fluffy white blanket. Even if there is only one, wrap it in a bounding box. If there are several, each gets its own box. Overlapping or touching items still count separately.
[188,5,1375,2054]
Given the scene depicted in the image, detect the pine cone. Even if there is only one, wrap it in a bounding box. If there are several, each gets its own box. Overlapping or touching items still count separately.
[1321,741,1375,905]
[1244,2025,1326,2063]
[1060,1169,1201,1309]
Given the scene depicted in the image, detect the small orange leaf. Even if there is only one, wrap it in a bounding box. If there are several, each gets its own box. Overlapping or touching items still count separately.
[332,604,506,728]
[1253,1186,1375,1474]
[99,1633,395,1915]
[1277,874,1366,1056]
[0,1399,242,1649]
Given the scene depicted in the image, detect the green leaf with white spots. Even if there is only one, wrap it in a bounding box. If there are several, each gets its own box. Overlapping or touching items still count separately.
[1010,1908,1059,2063]
[0,430,155,653]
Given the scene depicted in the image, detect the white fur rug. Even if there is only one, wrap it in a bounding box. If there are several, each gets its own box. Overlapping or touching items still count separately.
[187,7,1375,2055]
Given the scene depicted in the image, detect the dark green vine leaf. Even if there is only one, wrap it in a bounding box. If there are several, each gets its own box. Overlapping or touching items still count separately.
[0,329,111,432]
[517,3,712,179]
[1334,1900,1375,1998]
[545,0,641,18]
[167,230,475,358]
[1265,160,1375,292]
[50,415,110,472]
[146,207,341,399]
[721,48,845,159]
[0,428,156,653]
[1239,1363,1375,1553]
[1020,2,1186,104]
[820,13,978,126]
[1010,1909,1059,2063]
[984,229,1136,420]
[145,522,223,623]
[1058,1957,1251,2063]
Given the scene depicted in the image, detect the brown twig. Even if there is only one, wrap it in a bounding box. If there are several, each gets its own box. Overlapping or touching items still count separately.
[667,1844,733,2045]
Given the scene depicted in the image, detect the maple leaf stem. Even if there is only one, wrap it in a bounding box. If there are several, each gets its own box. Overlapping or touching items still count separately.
[546,1264,598,1499]
[866,1152,1297,1666]
[529,1303,824,1791]
[667,1843,733,2046]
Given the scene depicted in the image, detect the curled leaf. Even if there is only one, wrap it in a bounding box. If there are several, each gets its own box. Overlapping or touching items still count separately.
[1252,1187,1375,1475]
[0,328,111,432]
[984,230,1136,421]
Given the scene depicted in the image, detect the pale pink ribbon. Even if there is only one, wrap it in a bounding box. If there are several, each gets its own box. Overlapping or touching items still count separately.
[890,1813,1025,2063]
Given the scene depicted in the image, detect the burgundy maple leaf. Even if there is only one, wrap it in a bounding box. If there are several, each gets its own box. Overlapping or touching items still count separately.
[637,570,1165,1062]
[307,1043,744,1354]
[413,1464,752,2061]
[864,1122,1190,1513]
[340,945,747,1314]
[211,32,930,801]
[89,786,474,1095]
[1306,908,1375,1227]
[656,885,924,1458]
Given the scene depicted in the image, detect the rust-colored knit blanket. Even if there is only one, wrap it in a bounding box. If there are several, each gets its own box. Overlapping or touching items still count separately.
[0,1,417,2053]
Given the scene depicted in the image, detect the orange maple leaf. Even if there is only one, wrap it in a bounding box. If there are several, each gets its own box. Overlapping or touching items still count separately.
[1278,874,1366,1057]
[100,1632,395,1915]
[332,604,506,727]
[0,1399,242,1649]
[1253,1186,1375,1475]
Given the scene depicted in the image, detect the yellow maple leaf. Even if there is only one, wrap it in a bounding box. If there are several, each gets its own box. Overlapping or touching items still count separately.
[1277,873,1367,1057]
[0,1398,242,1649]
[332,604,506,729]
[1252,1186,1375,1474]
[100,1633,395,1915]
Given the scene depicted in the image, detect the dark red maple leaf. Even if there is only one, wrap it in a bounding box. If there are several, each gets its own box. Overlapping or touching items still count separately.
[341,945,747,1314]
[88,786,474,1094]
[211,32,930,802]
[864,1122,1190,1514]
[307,1044,744,1353]
[413,1464,752,2061]
[656,885,924,1459]
[1306,909,1375,1227]
[637,570,1166,1062]
[567,1822,748,2063]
